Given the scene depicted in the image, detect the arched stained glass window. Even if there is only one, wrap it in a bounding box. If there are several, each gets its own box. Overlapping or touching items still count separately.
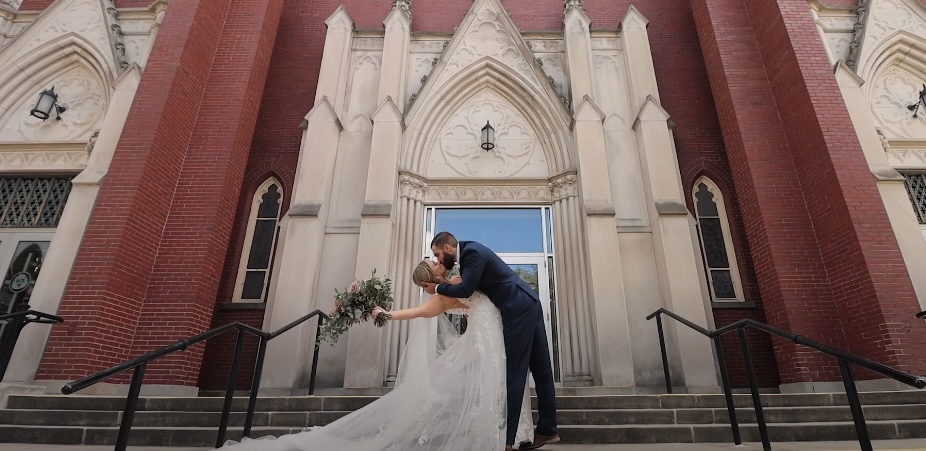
[692,178,744,302]
[233,178,283,302]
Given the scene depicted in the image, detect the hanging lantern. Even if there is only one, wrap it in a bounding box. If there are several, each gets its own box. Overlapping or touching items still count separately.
[481,120,495,151]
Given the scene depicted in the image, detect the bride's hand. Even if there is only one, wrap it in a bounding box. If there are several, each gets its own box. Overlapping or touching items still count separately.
[372,307,390,319]
[449,276,462,284]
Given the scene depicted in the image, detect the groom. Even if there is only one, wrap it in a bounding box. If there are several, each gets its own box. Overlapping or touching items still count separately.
[423,232,559,450]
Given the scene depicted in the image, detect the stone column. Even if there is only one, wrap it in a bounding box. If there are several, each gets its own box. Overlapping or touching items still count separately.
[4,67,141,384]
[343,1,411,388]
[261,7,353,390]
[385,174,427,381]
[623,7,718,390]
[550,174,596,385]
[834,62,926,309]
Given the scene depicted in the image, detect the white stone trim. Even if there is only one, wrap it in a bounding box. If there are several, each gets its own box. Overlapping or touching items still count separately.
[232,177,283,303]
[0,142,88,171]
[692,176,745,302]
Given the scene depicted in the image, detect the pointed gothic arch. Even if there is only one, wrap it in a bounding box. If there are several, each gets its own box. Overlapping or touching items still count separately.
[403,58,575,177]
[0,33,113,137]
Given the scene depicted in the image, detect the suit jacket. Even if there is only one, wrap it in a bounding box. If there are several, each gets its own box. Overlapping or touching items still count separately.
[436,241,539,321]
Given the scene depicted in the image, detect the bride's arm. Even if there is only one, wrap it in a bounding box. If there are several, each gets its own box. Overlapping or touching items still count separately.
[374,295,465,321]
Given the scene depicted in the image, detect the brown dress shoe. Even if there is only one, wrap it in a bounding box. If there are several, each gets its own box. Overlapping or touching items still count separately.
[519,433,560,450]
[505,446,513,451]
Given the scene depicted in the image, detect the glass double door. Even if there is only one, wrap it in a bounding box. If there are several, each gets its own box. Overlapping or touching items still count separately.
[0,232,52,344]
[425,207,561,384]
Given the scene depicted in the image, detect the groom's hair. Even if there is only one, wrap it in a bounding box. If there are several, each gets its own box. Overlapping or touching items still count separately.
[431,231,457,249]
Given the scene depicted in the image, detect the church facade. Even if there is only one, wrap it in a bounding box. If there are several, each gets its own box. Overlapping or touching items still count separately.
[1,0,926,396]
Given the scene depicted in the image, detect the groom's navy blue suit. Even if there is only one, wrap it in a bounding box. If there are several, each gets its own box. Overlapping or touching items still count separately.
[436,241,558,445]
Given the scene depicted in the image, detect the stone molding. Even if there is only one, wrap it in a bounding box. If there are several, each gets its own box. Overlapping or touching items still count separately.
[0,142,89,171]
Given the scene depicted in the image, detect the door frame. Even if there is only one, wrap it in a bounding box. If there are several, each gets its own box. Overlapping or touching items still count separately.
[498,253,561,385]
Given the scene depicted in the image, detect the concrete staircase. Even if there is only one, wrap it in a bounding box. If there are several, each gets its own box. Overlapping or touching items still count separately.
[2,390,926,447]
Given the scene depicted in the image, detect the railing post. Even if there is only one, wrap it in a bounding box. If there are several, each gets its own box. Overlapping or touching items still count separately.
[655,314,672,394]
[244,337,268,438]
[115,362,146,451]
[309,316,325,396]
[839,359,872,451]
[738,326,770,451]
[217,329,247,448]
[0,304,29,380]
[713,335,741,445]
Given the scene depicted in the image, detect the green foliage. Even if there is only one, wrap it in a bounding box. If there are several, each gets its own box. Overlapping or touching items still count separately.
[318,270,394,346]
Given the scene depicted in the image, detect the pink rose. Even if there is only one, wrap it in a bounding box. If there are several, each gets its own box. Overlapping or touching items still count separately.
[348,281,362,295]
[329,299,341,316]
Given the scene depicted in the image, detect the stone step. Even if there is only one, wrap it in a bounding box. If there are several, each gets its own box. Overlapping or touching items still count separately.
[3,404,926,428]
[9,390,926,412]
[2,420,925,446]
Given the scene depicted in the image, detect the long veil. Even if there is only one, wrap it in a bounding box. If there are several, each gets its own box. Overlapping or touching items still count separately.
[220,295,508,450]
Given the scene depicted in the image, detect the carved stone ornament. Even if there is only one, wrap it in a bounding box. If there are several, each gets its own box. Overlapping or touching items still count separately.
[0,65,106,142]
[425,184,552,203]
[549,174,578,201]
[391,0,411,20]
[399,174,428,200]
[0,150,89,171]
[427,90,547,178]
[871,66,926,139]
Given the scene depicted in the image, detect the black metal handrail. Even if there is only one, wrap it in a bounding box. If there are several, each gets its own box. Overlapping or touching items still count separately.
[647,307,926,451]
[62,309,328,451]
[0,304,64,380]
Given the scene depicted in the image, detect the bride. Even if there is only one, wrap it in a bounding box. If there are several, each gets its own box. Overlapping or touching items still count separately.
[219,259,534,450]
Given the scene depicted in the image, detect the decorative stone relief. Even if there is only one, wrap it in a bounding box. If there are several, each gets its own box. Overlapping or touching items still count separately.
[410,40,448,53]
[594,53,631,127]
[425,184,552,203]
[549,174,578,201]
[426,90,547,178]
[538,54,569,102]
[827,34,853,62]
[17,0,117,73]
[0,150,89,171]
[399,174,428,200]
[590,38,620,51]
[871,65,926,139]
[0,0,22,10]
[353,38,384,51]
[429,1,542,96]
[102,0,129,70]
[886,149,926,167]
[407,56,439,106]
[528,39,565,53]
[0,65,106,142]
[345,54,382,119]
[864,0,926,53]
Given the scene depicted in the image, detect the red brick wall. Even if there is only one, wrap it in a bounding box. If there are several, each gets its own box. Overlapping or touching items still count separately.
[37,0,227,383]
[691,0,926,385]
[37,0,284,385]
[744,0,926,375]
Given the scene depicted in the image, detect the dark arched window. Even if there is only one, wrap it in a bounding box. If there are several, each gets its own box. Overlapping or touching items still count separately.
[233,178,282,302]
[692,177,743,302]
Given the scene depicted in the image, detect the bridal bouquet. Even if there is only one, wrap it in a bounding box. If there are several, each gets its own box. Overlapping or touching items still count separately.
[318,270,394,345]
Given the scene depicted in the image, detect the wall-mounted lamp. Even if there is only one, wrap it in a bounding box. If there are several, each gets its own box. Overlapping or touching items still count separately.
[481,120,495,151]
[908,84,926,118]
[29,87,67,121]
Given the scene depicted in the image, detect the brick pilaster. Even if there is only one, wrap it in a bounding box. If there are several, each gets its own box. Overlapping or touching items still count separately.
[37,0,284,385]
[691,0,926,384]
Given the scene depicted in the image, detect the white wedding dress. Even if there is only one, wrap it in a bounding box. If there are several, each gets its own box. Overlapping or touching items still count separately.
[220,291,534,450]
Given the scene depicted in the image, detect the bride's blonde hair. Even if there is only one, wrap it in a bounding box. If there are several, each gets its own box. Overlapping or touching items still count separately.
[412,260,446,286]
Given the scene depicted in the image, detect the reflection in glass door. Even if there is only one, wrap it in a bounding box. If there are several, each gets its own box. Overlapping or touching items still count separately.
[0,235,51,344]
[424,207,562,384]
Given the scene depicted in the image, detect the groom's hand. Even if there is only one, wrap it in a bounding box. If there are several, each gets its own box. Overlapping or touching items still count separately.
[422,282,438,295]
